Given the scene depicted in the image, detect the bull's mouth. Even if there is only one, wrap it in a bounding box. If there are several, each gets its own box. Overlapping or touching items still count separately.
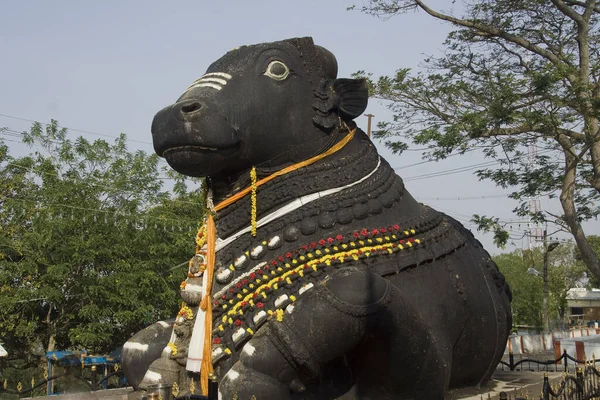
[162,145,219,155]
[160,144,242,178]
[157,141,240,158]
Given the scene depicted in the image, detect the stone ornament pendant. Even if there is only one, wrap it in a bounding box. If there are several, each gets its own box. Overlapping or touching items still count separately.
[181,253,207,306]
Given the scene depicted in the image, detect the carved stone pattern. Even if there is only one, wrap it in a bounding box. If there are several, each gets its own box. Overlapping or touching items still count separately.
[216,149,397,266]
[214,137,378,238]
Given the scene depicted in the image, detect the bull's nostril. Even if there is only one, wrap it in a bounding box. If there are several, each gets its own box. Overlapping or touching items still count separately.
[181,102,202,114]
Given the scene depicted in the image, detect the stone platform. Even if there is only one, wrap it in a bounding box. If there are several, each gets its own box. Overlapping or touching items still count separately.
[13,370,562,400]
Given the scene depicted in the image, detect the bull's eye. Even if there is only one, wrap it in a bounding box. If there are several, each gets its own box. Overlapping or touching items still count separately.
[264,61,290,81]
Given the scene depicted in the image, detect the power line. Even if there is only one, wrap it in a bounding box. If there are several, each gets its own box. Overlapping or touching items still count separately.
[417,194,509,201]
[1,195,200,227]
[404,159,501,181]
[2,158,203,208]
[402,148,556,182]
[0,112,153,145]
[392,148,481,171]
[1,127,171,168]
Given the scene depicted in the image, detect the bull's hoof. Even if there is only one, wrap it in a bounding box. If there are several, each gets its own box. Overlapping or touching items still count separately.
[218,361,292,400]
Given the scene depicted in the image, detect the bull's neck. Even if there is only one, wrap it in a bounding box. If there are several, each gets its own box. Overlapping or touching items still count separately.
[210,127,353,203]
[212,128,380,239]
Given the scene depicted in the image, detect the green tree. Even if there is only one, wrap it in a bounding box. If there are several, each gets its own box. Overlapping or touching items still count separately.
[352,0,600,280]
[547,243,586,322]
[0,121,202,388]
[493,244,585,329]
[494,250,544,328]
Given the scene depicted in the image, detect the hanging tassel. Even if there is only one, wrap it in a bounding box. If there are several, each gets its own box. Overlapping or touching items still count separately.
[250,166,257,237]
[199,213,216,395]
[186,188,216,393]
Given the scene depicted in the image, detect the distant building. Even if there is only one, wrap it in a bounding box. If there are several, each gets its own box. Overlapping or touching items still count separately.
[567,288,600,323]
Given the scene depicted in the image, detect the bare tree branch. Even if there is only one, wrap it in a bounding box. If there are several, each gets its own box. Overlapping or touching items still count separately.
[563,0,600,12]
[552,0,584,24]
[556,128,588,140]
[413,0,574,72]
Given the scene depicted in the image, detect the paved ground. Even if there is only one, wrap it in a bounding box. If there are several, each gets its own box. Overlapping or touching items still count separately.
[14,352,567,400]
[448,351,568,400]
[17,388,132,400]
[447,370,563,400]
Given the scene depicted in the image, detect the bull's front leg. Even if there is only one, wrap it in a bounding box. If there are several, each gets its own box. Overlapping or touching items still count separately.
[218,267,392,400]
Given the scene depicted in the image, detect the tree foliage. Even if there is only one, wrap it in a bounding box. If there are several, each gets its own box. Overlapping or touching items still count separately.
[493,244,585,329]
[0,121,202,378]
[353,0,600,280]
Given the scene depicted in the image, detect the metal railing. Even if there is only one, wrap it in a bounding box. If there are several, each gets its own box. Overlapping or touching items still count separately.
[542,366,600,400]
[0,370,125,397]
[498,350,594,372]
[495,350,600,399]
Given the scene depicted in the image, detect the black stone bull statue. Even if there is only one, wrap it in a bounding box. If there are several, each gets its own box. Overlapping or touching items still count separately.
[121,37,512,399]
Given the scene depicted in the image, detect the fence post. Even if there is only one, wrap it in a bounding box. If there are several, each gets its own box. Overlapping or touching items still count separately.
[509,351,515,371]
[542,373,550,400]
[91,365,97,391]
[576,367,584,400]
[208,372,218,400]
[46,358,52,395]
[564,349,569,372]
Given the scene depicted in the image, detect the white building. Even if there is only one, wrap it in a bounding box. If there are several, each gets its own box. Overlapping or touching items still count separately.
[567,288,600,323]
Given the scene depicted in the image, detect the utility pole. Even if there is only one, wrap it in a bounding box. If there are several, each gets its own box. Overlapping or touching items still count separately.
[364,113,375,137]
[541,229,560,332]
[542,229,549,332]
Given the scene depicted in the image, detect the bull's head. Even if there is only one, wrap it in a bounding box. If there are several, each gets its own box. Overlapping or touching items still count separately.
[151,37,368,179]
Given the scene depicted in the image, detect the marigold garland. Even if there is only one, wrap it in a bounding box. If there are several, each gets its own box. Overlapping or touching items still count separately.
[178,305,194,320]
[167,342,178,355]
[221,232,422,320]
[250,166,257,237]
[195,223,207,250]
[275,309,284,322]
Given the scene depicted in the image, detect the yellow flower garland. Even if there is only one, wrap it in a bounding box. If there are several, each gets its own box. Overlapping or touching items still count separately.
[250,167,257,237]
[167,342,178,355]
[178,305,194,320]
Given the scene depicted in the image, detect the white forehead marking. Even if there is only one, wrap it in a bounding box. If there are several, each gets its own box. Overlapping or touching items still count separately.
[203,72,232,79]
[187,82,223,91]
[185,72,232,93]
[197,77,228,85]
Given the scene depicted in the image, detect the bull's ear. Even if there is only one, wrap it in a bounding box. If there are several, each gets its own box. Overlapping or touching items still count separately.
[333,78,369,120]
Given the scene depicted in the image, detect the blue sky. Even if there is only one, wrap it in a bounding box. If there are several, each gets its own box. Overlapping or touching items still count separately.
[1,1,594,254]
